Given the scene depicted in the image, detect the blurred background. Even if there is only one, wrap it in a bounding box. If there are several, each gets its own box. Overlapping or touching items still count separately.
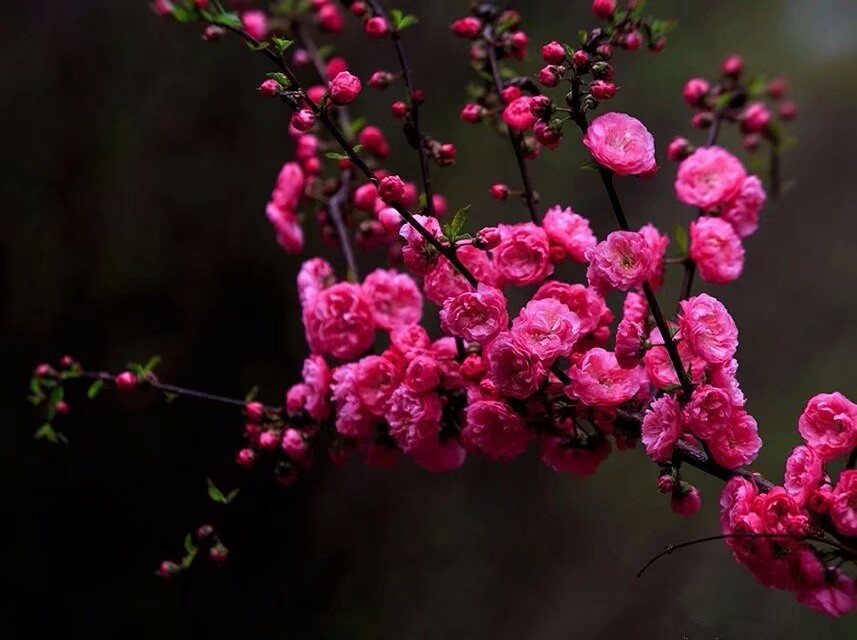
[6,0,857,637]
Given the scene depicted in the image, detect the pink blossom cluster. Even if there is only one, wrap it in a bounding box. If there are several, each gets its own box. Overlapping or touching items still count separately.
[720,391,857,616]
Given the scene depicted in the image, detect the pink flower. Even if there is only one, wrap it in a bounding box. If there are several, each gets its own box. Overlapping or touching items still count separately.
[400,214,442,275]
[485,331,546,399]
[464,400,532,462]
[678,293,738,365]
[643,326,708,389]
[585,230,654,295]
[540,435,611,476]
[266,204,304,254]
[675,146,746,210]
[720,476,758,533]
[361,269,423,330]
[613,317,645,369]
[542,206,597,263]
[329,71,361,105]
[271,161,305,211]
[458,244,502,288]
[796,569,857,617]
[671,485,702,516]
[689,216,745,283]
[386,387,444,455]
[493,223,553,287]
[798,392,857,461]
[622,291,648,325]
[708,358,746,408]
[502,96,537,131]
[352,355,402,416]
[638,223,669,290]
[297,258,335,307]
[684,384,734,440]
[281,428,308,461]
[830,470,857,536]
[440,285,509,345]
[784,445,824,507]
[533,282,610,337]
[403,355,442,393]
[566,348,640,407]
[423,256,474,306]
[304,282,375,360]
[378,174,405,203]
[301,355,331,421]
[707,410,762,469]
[241,10,268,41]
[641,394,683,462]
[511,298,581,364]
[721,175,766,238]
[582,112,657,176]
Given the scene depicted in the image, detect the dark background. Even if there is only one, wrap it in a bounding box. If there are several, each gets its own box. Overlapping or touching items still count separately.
[6,0,857,638]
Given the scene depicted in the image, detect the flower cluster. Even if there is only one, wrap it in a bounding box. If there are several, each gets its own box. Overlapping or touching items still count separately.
[37,0,856,619]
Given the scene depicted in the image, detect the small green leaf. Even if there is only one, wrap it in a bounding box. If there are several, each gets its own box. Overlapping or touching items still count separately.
[226,489,240,504]
[212,11,242,29]
[244,386,260,403]
[443,205,471,242]
[578,30,589,44]
[324,151,349,161]
[34,424,59,443]
[396,15,419,31]
[271,37,293,54]
[49,386,64,406]
[563,44,575,58]
[674,225,688,254]
[714,91,734,110]
[143,356,162,373]
[248,41,270,52]
[87,380,105,399]
[347,117,367,139]
[163,392,179,404]
[171,5,197,23]
[265,72,289,87]
[184,533,195,554]
[30,377,41,395]
[207,478,228,504]
[580,158,599,172]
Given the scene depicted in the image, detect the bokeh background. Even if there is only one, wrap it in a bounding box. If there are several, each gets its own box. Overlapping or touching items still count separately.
[6,0,857,638]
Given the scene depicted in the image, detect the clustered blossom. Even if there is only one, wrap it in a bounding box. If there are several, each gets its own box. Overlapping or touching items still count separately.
[129,2,845,614]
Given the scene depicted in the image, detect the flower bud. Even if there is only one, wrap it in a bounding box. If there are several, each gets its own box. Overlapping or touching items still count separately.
[591,61,614,80]
[767,77,787,99]
[115,371,138,390]
[460,103,485,123]
[572,50,589,68]
[368,71,393,90]
[202,25,225,41]
[541,41,566,65]
[317,4,344,33]
[622,30,642,50]
[257,79,281,97]
[779,101,798,121]
[670,485,702,516]
[667,136,692,161]
[196,524,215,541]
[477,226,501,248]
[158,560,181,581]
[595,43,613,59]
[592,0,617,19]
[742,133,761,152]
[390,101,408,118]
[489,184,509,201]
[259,430,279,451]
[534,120,561,150]
[461,354,487,380]
[657,474,676,493]
[691,111,713,129]
[329,71,362,105]
[151,0,172,17]
[590,80,616,100]
[682,78,709,106]
[350,2,367,17]
[537,66,561,88]
[365,16,390,38]
[281,428,308,461]
[290,109,316,132]
[378,175,405,203]
[500,86,521,104]
[721,54,743,76]
[740,102,771,134]
[56,401,69,416]
[451,16,482,39]
[34,363,53,377]
[209,543,229,564]
[236,448,255,469]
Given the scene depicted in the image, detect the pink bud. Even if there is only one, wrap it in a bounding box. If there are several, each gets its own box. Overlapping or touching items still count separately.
[241,10,268,42]
[742,133,761,152]
[460,103,485,123]
[691,111,713,129]
[682,78,709,106]
[317,3,344,33]
[592,0,617,19]
[158,560,180,580]
[740,102,771,134]
[209,543,229,564]
[666,136,691,161]
[572,50,589,68]
[257,79,280,97]
[461,354,487,379]
[378,175,405,203]
[500,86,521,104]
[656,475,676,493]
[477,226,501,249]
[622,30,642,50]
[390,101,408,118]
[779,101,798,120]
[236,448,256,469]
[549,245,566,264]
[329,71,362,105]
[432,194,448,216]
[767,77,787,99]
[365,16,390,38]
[290,109,316,132]
[151,0,173,17]
[196,524,214,541]
[541,40,566,65]
[281,428,308,460]
[670,485,702,516]
[56,401,69,416]
[590,80,616,100]
[511,31,529,51]
[350,1,367,17]
[60,355,75,368]
[245,402,265,422]
[438,143,457,164]
[259,430,279,451]
[649,37,667,52]
[292,49,311,67]
[202,25,225,41]
[534,120,561,150]
[34,363,53,377]
[352,183,378,211]
[489,184,509,201]
[115,371,137,390]
[306,84,327,105]
[358,126,390,159]
[325,56,348,81]
[721,54,743,76]
[368,71,393,90]
[537,66,561,88]
[194,0,209,8]
[596,43,613,59]
[451,17,482,39]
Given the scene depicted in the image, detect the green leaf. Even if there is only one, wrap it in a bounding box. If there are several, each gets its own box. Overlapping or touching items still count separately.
[714,91,734,110]
[171,5,197,23]
[347,117,367,139]
[207,478,228,504]
[579,158,599,172]
[30,377,42,395]
[34,424,59,443]
[180,548,197,570]
[325,151,349,161]
[394,14,419,31]
[578,30,589,44]
[143,355,162,373]
[87,380,105,399]
[271,37,293,54]
[226,489,240,503]
[265,72,289,87]
[674,225,688,254]
[248,41,270,52]
[563,44,576,57]
[184,533,195,554]
[49,386,64,406]
[212,12,242,29]
[244,386,260,403]
[443,205,471,242]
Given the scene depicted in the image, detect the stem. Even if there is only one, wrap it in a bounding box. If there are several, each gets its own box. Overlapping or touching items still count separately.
[484,26,540,225]
[218,23,478,288]
[364,0,436,216]
[78,371,274,412]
